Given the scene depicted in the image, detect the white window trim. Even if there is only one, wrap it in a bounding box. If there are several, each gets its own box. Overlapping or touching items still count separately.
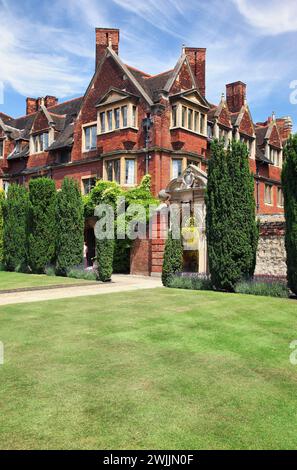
[30,130,52,155]
[82,122,97,153]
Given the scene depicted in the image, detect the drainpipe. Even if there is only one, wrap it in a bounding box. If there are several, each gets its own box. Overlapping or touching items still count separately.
[142,114,153,174]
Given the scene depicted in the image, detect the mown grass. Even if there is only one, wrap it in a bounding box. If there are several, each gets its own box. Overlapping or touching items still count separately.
[0,271,96,291]
[0,288,297,449]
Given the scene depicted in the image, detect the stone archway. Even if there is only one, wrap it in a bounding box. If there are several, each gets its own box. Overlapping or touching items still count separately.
[164,164,208,274]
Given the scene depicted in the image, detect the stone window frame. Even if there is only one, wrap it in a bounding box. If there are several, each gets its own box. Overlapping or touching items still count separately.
[82,122,97,153]
[81,175,97,195]
[103,156,137,187]
[277,187,284,208]
[97,100,138,136]
[264,183,273,206]
[30,131,51,155]
[170,101,207,137]
[269,145,283,168]
[170,156,187,179]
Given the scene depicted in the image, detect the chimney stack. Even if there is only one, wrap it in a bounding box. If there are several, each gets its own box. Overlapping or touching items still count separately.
[26,96,58,115]
[95,28,119,68]
[226,81,246,113]
[184,47,206,97]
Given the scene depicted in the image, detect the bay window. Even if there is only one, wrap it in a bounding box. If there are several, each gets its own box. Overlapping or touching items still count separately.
[171,103,207,136]
[98,103,138,134]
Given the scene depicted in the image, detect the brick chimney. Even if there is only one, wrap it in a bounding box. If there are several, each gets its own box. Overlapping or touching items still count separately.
[95,28,119,68]
[276,116,293,141]
[44,96,58,108]
[26,97,38,115]
[184,47,206,97]
[226,81,246,113]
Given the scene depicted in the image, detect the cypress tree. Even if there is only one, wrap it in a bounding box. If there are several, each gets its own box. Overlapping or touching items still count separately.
[3,184,29,272]
[56,177,84,275]
[282,134,297,295]
[28,177,56,273]
[206,140,236,290]
[96,238,115,282]
[162,230,183,287]
[228,140,259,279]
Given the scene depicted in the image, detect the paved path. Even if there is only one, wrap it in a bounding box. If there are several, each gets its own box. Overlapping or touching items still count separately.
[0,275,162,306]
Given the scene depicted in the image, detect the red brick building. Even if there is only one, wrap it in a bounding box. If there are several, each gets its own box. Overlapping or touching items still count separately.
[0,27,292,276]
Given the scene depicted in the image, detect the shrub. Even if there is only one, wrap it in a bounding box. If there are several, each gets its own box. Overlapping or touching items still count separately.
[67,267,97,281]
[3,184,29,272]
[113,239,130,273]
[282,134,297,295]
[96,238,115,282]
[56,178,84,276]
[167,274,212,291]
[162,231,183,287]
[45,265,56,277]
[28,178,56,273]
[235,279,289,298]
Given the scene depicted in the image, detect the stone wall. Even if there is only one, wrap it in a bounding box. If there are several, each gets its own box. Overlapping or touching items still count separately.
[255,217,287,277]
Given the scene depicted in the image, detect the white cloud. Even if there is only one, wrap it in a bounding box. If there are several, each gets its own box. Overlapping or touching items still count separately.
[233,0,297,35]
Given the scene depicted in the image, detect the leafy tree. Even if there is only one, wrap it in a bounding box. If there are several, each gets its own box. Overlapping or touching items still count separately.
[96,238,114,282]
[3,184,29,272]
[206,140,258,291]
[56,177,84,275]
[162,230,183,287]
[282,134,297,295]
[28,178,56,273]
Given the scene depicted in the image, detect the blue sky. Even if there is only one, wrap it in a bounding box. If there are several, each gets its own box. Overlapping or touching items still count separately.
[0,0,297,129]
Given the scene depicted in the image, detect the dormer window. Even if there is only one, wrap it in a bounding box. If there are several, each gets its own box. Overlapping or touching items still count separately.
[270,147,281,167]
[97,87,140,136]
[32,132,49,154]
[171,102,207,136]
[83,124,97,152]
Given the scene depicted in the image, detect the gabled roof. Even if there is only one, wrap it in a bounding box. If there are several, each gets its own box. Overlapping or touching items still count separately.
[96,87,140,107]
[7,144,29,160]
[255,125,269,146]
[170,88,209,109]
[47,123,74,151]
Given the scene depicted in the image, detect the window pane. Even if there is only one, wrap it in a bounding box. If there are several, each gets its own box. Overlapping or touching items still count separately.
[100,112,105,133]
[172,159,182,179]
[188,108,193,130]
[85,127,90,149]
[83,178,95,195]
[114,108,120,129]
[91,126,97,148]
[106,161,113,181]
[172,106,177,127]
[114,159,121,183]
[121,106,127,127]
[182,107,186,127]
[107,110,113,131]
[200,114,205,134]
[125,159,135,185]
[194,112,199,132]
[0,140,4,156]
[43,132,49,150]
[39,134,44,152]
[132,106,137,127]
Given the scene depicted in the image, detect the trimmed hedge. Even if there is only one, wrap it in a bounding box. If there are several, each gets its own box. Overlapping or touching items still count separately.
[56,177,84,275]
[3,184,29,272]
[28,178,56,273]
[96,238,114,282]
[167,275,212,291]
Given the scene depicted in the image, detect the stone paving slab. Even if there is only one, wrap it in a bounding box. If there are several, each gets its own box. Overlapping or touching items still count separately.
[0,275,163,306]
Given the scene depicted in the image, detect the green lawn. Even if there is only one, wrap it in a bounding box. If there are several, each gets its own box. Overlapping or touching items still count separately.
[0,288,297,450]
[0,271,95,290]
